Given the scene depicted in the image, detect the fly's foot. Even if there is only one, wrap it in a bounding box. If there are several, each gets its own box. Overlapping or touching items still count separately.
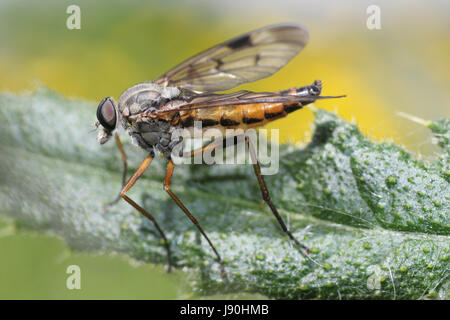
[102,194,121,212]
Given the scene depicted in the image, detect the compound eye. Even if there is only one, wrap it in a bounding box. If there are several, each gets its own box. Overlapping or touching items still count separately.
[96,97,117,131]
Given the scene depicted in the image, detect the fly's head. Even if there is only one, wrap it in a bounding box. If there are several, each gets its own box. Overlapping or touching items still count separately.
[96,97,119,144]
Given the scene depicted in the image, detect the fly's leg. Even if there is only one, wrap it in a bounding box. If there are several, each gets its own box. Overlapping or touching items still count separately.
[188,135,240,160]
[197,135,310,255]
[120,154,172,272]
[163,159,225,275]
[244,135,310,255]
[104,133,128,208]
[115,133,128,189]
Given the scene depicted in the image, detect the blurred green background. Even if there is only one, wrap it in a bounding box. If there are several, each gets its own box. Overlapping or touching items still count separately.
[0,0,448,299]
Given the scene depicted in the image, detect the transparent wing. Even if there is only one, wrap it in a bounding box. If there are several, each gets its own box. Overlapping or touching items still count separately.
[156,91,344,115]
[155,23,309,93]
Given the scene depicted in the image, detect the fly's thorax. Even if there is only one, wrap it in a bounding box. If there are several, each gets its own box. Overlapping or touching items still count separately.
[117,82,181,128]
[129,118,182,159]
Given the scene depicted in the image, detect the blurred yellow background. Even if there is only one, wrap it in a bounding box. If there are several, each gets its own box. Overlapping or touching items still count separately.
[0,0,448,299]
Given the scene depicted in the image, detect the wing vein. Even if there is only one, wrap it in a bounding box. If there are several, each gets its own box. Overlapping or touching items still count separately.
[155,23,309,93]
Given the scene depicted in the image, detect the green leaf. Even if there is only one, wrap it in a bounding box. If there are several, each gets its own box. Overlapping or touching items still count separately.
[0,87,448,299]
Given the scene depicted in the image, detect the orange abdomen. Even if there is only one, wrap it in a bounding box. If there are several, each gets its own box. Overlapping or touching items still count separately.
[179,101,303,134]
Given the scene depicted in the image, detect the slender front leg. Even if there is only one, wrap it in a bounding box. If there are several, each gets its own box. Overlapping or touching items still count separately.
[164,160,225,274]
[115,133,128,187]
[120,154,172,272]
[105,133,128,207]
[244,136,310,255]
